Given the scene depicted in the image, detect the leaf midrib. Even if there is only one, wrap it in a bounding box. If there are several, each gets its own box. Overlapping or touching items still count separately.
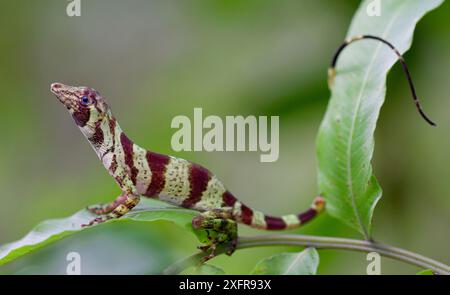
[283,250,309,274]
[345,5,403,239]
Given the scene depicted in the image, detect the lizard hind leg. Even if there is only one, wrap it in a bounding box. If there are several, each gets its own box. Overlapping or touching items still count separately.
[192,209,238,262]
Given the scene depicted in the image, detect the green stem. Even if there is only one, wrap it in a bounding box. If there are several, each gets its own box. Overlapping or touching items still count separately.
[164,234,450,275]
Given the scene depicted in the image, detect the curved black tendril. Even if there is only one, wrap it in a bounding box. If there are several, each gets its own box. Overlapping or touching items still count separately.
[329,34,436,127]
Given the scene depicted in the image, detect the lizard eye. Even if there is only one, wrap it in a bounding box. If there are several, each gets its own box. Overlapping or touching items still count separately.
[80,96,92,106]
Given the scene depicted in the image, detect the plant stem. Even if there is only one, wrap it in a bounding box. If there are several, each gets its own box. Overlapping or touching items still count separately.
[164,234,450,275]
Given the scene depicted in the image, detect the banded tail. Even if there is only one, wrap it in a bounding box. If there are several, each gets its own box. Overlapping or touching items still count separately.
[328,34,436,126]
[222,191,325,230]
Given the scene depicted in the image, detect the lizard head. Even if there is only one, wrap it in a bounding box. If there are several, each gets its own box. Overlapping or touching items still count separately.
[51,83,110,133]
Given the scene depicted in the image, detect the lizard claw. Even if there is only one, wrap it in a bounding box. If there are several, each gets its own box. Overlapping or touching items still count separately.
[201,253,215,263]
[201,250,217,263]
[226,239,238,256]
[200,244,217,263]
[81,216,109,228]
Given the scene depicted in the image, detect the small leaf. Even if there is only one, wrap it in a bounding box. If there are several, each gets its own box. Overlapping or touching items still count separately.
[250,248,319,275]
[417,269,434,275]
[0,198,199,266]
[316,0,444,238]
[186,264,226,275]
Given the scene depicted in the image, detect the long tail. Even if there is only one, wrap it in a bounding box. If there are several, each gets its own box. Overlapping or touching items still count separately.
[328,34,436,126]
[223,191,325,230]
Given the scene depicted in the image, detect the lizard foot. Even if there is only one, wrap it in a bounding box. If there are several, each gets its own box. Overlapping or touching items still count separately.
[82,194,140,227]
[192,212,238,262]
[198,235,237,262]
[81,215,113,227]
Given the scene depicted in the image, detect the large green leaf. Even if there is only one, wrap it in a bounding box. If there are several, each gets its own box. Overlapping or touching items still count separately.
[316,0,443,238]
[0,198,198,266]
[250,248,319,275]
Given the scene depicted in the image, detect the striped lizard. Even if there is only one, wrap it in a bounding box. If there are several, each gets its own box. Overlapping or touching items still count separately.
[50,82,324,260]
[51,35,434,260]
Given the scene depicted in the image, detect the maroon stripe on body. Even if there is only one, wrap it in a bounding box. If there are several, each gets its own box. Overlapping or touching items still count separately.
[145,152,170,197]
[108,117,116,153]
[89,122,104,147]
[264,215,286,230]
[298,208,317,224]
[109,117,116,136]
[181,164,211,208]
[120,133,139,185]
[115,175,124,188]
[240,203,254,225]
[222,191,237,207]
[109,154,118,174]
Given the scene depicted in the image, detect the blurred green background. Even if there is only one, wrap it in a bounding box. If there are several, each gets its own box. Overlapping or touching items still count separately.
[0,0,449,274]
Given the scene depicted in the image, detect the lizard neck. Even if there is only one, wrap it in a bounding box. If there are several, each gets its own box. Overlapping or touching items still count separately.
[84,111,123,170]
[85,112,147,194]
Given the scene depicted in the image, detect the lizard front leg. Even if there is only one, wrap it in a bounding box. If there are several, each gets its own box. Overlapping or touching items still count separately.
[192,209,238,262]
[82,194,140,227]
[87,193,128,215]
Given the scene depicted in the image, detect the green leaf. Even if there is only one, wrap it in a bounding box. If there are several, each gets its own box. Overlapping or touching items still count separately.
[0,198,198,266]
[185,264,226,275]
[316,0,443,238]
[417,269,434,275]
[250,248,319,275]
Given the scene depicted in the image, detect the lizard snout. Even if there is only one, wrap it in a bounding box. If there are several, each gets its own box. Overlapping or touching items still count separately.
[51,82,69,105]
[51,82,63,95]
